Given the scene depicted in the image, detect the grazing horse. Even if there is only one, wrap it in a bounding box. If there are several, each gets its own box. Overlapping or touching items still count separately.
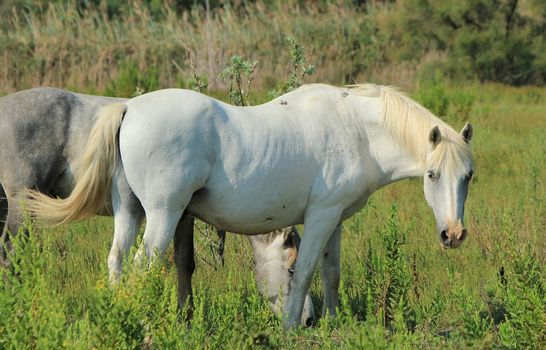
[26,84,474,328]
[0,87,315,325]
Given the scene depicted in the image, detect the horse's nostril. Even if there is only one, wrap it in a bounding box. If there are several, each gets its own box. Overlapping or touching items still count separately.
[460,229,468,241]
[440,230,451,247]
[305,317,315,327]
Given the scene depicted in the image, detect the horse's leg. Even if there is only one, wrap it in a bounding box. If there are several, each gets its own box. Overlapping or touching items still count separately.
[319,224,342,316]
[0,183,7,232]
[0,190,23,267]
[284,206,342,329]
[0,184,9,267]
[108,167,144,283]
[173,215,195,317]
[141,203,187,263]
[107,201,144,283]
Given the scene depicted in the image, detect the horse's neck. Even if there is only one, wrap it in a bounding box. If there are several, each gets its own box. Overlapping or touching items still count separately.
[351,96,425,188]
[370,133,424,186]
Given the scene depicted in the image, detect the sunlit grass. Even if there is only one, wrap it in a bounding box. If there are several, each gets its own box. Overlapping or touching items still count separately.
[0,83,544,348]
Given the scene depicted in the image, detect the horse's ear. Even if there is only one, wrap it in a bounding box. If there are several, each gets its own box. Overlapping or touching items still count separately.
[281,228,291,241]
[429,126,442,148]
[282,226,301,249]
[460,122,473,143]
[290,226,301,249]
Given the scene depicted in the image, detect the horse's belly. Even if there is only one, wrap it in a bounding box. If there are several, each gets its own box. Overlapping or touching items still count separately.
[187,186,308,234]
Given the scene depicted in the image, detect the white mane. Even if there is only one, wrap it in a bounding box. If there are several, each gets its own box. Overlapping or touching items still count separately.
[347,84,473,175]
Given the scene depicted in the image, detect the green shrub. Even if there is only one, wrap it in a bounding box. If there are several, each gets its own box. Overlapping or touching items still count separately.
[104,59,159,97]
[497,241,546,349]
[268,36,316,99]
[218,55,257,106]
[414,71,450,116]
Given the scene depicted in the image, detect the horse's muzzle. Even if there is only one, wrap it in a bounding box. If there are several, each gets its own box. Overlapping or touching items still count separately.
[440,223,467,249]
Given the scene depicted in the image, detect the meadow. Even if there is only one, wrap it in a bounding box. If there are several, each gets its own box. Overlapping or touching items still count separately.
[0,1,545,349]
[1,82,544,349]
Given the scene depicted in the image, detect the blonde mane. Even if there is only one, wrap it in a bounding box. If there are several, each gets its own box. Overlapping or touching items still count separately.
[347,84,473,174]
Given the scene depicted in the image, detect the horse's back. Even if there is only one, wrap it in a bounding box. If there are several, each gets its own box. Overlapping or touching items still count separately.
[118,88,348,233]
[0,87,118,194]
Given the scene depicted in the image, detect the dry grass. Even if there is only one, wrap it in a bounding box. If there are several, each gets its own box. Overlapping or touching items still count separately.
[0,1,414,95]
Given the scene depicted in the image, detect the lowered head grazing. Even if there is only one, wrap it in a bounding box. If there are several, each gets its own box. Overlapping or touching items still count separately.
[248,226,315,327]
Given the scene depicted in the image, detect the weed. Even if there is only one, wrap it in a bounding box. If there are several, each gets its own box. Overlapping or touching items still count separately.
[268,36,316,99]
[219,55,257,106]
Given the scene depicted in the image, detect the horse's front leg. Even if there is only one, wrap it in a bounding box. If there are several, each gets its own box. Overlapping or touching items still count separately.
[284,205,342,329]
[173,215,195,318]
[320,224,342,316]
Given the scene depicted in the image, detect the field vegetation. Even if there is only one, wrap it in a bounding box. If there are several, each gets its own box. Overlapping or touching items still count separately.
[0,0,545,348]
[1,0,545,94]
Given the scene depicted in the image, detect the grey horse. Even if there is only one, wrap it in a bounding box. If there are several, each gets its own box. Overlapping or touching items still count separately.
[0,87,315,326]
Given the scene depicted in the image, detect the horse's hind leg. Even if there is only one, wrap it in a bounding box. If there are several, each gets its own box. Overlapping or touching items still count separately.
[108,168,145,283]
[0,184,9,267]
[140,206,184,263]
[320,224,342,316]
[133,184,193,265]
[108,202,144,283]
[0,183,6,232]
[0,190,24,267]
[173,215,195,317]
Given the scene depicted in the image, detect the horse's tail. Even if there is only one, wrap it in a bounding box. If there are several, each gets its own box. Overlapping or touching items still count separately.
[25,103,127,226]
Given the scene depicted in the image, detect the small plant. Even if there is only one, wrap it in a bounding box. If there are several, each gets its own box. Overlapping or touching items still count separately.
[218,55,257,106]
[382,204,414,330]
[361,204,414,331]
[268,36,316,98]
[496,240,546,348]
[183,54,208,93]
[187,72,208,93]
[194,223,225,270]
[455,286,494,344]
[0,219,66,349]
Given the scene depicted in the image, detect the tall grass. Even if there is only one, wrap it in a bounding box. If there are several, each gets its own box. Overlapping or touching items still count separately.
[0,83,544,348]
[3,0,545,95]
[0,1,404,95]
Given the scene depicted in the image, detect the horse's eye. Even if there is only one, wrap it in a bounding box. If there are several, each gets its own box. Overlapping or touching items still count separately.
[466,170,474,181]
[427,170,439,182]
[288,266,295,276]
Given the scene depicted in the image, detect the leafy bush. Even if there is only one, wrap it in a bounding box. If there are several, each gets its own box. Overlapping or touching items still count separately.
[218,55,256,106]
[268,36,316,98]
[386,0,546,85]
[497,239,546,348]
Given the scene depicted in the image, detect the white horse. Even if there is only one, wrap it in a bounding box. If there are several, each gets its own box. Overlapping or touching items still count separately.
[0,87,314,325]
[26,83,474,328]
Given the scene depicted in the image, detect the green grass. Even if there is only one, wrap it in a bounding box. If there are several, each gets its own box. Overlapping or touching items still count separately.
[0,83,544,348]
